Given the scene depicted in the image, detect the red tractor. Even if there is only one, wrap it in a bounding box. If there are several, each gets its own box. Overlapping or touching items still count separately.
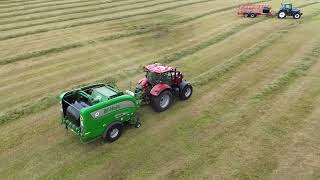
[134,63,193,112]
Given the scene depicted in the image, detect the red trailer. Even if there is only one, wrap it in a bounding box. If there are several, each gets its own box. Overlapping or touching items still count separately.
[238,4,273,18]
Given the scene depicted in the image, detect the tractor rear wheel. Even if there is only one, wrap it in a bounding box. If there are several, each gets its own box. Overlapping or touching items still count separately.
[104,124,123,143]
[293,13,301,19]
[278,11,286,19]
[151,90,173,112]
[180,84,193,100]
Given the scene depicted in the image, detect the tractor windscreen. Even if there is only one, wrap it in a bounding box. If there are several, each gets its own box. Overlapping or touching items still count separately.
[146,71,171,86]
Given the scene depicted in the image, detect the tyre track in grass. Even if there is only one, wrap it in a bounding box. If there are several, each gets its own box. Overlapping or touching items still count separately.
[0,4,317,125]
[0,0,235,41]
[0,14,318,179]
[0,0,158,26]
[0,0,274,65]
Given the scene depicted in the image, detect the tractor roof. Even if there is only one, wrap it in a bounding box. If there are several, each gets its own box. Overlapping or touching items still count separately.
[145,63,174,74]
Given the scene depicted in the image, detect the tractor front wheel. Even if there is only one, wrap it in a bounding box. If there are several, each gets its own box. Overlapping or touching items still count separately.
[180,84,193,100]
[278,11,286,19]
[151,90,173,112]
[294,13,301,19]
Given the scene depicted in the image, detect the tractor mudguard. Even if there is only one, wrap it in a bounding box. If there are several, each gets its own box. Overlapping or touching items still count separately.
[178,80,191,91]
[102,122,123,138]
[150,83,171,96]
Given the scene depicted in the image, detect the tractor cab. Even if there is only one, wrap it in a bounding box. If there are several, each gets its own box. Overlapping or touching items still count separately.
[144,63,183,86]
[278,3,302,19]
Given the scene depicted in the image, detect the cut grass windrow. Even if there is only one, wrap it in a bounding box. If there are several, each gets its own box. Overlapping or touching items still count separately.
[254,42,320,99]
[0,1,271,65]
[0,0,182,31]
[0,0,85,7]
[0,0,123,13]
[191,31,284,86]
[0,0,217,41]
[0,0,146,23]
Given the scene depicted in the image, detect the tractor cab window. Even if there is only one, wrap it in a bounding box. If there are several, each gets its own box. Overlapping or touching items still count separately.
[284,4,292,9]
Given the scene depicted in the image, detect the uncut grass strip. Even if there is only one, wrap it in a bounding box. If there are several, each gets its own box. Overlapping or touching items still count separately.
[0,0,144,22]
[0,0,216,41]
[254,43,320,99]
[0,0,180,31]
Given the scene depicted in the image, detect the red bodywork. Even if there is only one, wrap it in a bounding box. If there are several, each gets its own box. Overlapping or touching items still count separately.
[137,77,149,89]
[145,63,174,74]
[150,84,171,96]
[238,4,273,16]
[139,63,185,97]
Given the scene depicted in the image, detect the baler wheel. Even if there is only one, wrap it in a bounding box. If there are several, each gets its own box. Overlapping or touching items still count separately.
[104,124,123,142]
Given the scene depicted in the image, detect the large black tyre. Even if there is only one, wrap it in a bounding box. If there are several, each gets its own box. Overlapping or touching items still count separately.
[179,84,193,100]
[104,124,123,143]
[293,13,301,19]
[151,90,173,112]
[278,11,286,19]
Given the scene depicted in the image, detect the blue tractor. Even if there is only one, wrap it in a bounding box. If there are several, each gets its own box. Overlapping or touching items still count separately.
[278,3,303,19]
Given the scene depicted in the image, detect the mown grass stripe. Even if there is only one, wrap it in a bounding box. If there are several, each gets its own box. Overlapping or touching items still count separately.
[254,43,320,99]
[0,0,216,41]
[0,1,270,65]
[0,0,181,31]
[0,0,136,21]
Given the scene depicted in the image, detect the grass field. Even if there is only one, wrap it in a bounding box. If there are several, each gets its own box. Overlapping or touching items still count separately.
[0,0,320,179]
